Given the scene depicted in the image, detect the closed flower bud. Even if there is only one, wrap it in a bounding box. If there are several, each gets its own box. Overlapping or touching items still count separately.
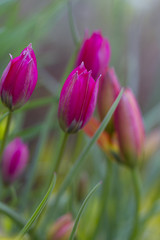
[48,214,74,240]
[114,88,145,167]
[58,62,100,133]
[76,31,111,79]
[0,44,38,110]
[2,138,29,184]
[97,67,120,134]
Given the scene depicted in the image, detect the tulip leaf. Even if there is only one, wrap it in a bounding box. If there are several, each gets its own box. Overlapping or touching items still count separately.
[16,174,56,240]
[17,96,58,112]
[69,182,102,240]
[0,202,25,228]
[0,112,9,123]
[144,101,160,132]
[19,104,56,210]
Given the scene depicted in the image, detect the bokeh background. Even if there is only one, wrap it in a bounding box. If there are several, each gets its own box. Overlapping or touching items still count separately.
[0,0,160,239]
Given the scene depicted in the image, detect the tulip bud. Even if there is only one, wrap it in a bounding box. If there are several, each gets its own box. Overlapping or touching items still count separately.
[58,62,100,133]
[114,88,145,167]
[0,44,38,110]
[97,67,121,134]
[76,31,111,79]
[2,138,29,184]
[48,214,74,240]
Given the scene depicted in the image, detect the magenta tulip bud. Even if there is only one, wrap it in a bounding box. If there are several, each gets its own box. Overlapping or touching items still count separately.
[76,31,111,79]
[0,44,38,110]
[48,214,74,240]
[2,138,29,184]
[58,62,100,133]
[97,67,121,134]
[114,88,145,167]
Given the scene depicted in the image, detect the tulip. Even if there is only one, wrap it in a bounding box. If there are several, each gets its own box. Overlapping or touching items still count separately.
[114,88,145,167]
[0,44,38,110]
[58,62,100,133]
[48,214,74,240]
[97,67,120,134]
[76,31,111,79]
[2,138,29,184]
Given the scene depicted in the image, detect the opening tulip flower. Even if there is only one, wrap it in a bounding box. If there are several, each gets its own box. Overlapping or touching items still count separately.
[76,31,111,79]
[0,44,38,110]
[58,62,100,133]
[2,138,29,184]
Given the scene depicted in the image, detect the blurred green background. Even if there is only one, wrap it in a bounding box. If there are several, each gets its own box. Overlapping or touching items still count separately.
[0,0,160,239]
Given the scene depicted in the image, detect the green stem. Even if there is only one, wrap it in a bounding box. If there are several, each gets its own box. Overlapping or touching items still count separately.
[129,167,141,240]
[10,185,18,206]
[54,132,68,173]
[92,158,112,239]
[0,110,12,157]
[67,0,79,45]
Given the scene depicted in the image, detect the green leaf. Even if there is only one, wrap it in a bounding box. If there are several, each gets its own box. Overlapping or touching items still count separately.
[141,199,160,225]
[69,182,101,240]
[0,112,9,123]
[9,123,43,141]
[0,0,16,6]
[144,101,160,132]
[0,201,25,228]
[19,104,56,210]
[16,174,56,240]
[17,96,57,112]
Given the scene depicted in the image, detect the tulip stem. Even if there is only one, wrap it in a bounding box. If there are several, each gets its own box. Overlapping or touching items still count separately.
[129,167,141,240]
[92,158,112,239]
[67,0,79,46]
[0,110,12,158]
[54,132,69,173]
[10,185,18,206]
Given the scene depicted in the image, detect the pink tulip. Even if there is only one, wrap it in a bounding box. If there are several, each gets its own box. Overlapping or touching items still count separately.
[114,88,145,166]
[0,44,38,110]
[48,214,74,240]
[2,138,29,184]
[76,31,111,79]
[97,67,120,134]
[58,62,100,133]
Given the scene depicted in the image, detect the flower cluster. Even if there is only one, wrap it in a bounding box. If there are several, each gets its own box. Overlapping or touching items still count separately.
[0,29,146,240]
[58,30,145,167]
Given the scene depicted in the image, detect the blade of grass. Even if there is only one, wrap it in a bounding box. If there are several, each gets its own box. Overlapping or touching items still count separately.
[19,104,56,210]
[0,202,25,228]
[0,112,9,123]
[69,182,101,240]
[9,123,43,141]
[67,0,79,45]
[17,96,58,112]
[16,174,56,240]
[144,101,160,132]
[0,0,70,60]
